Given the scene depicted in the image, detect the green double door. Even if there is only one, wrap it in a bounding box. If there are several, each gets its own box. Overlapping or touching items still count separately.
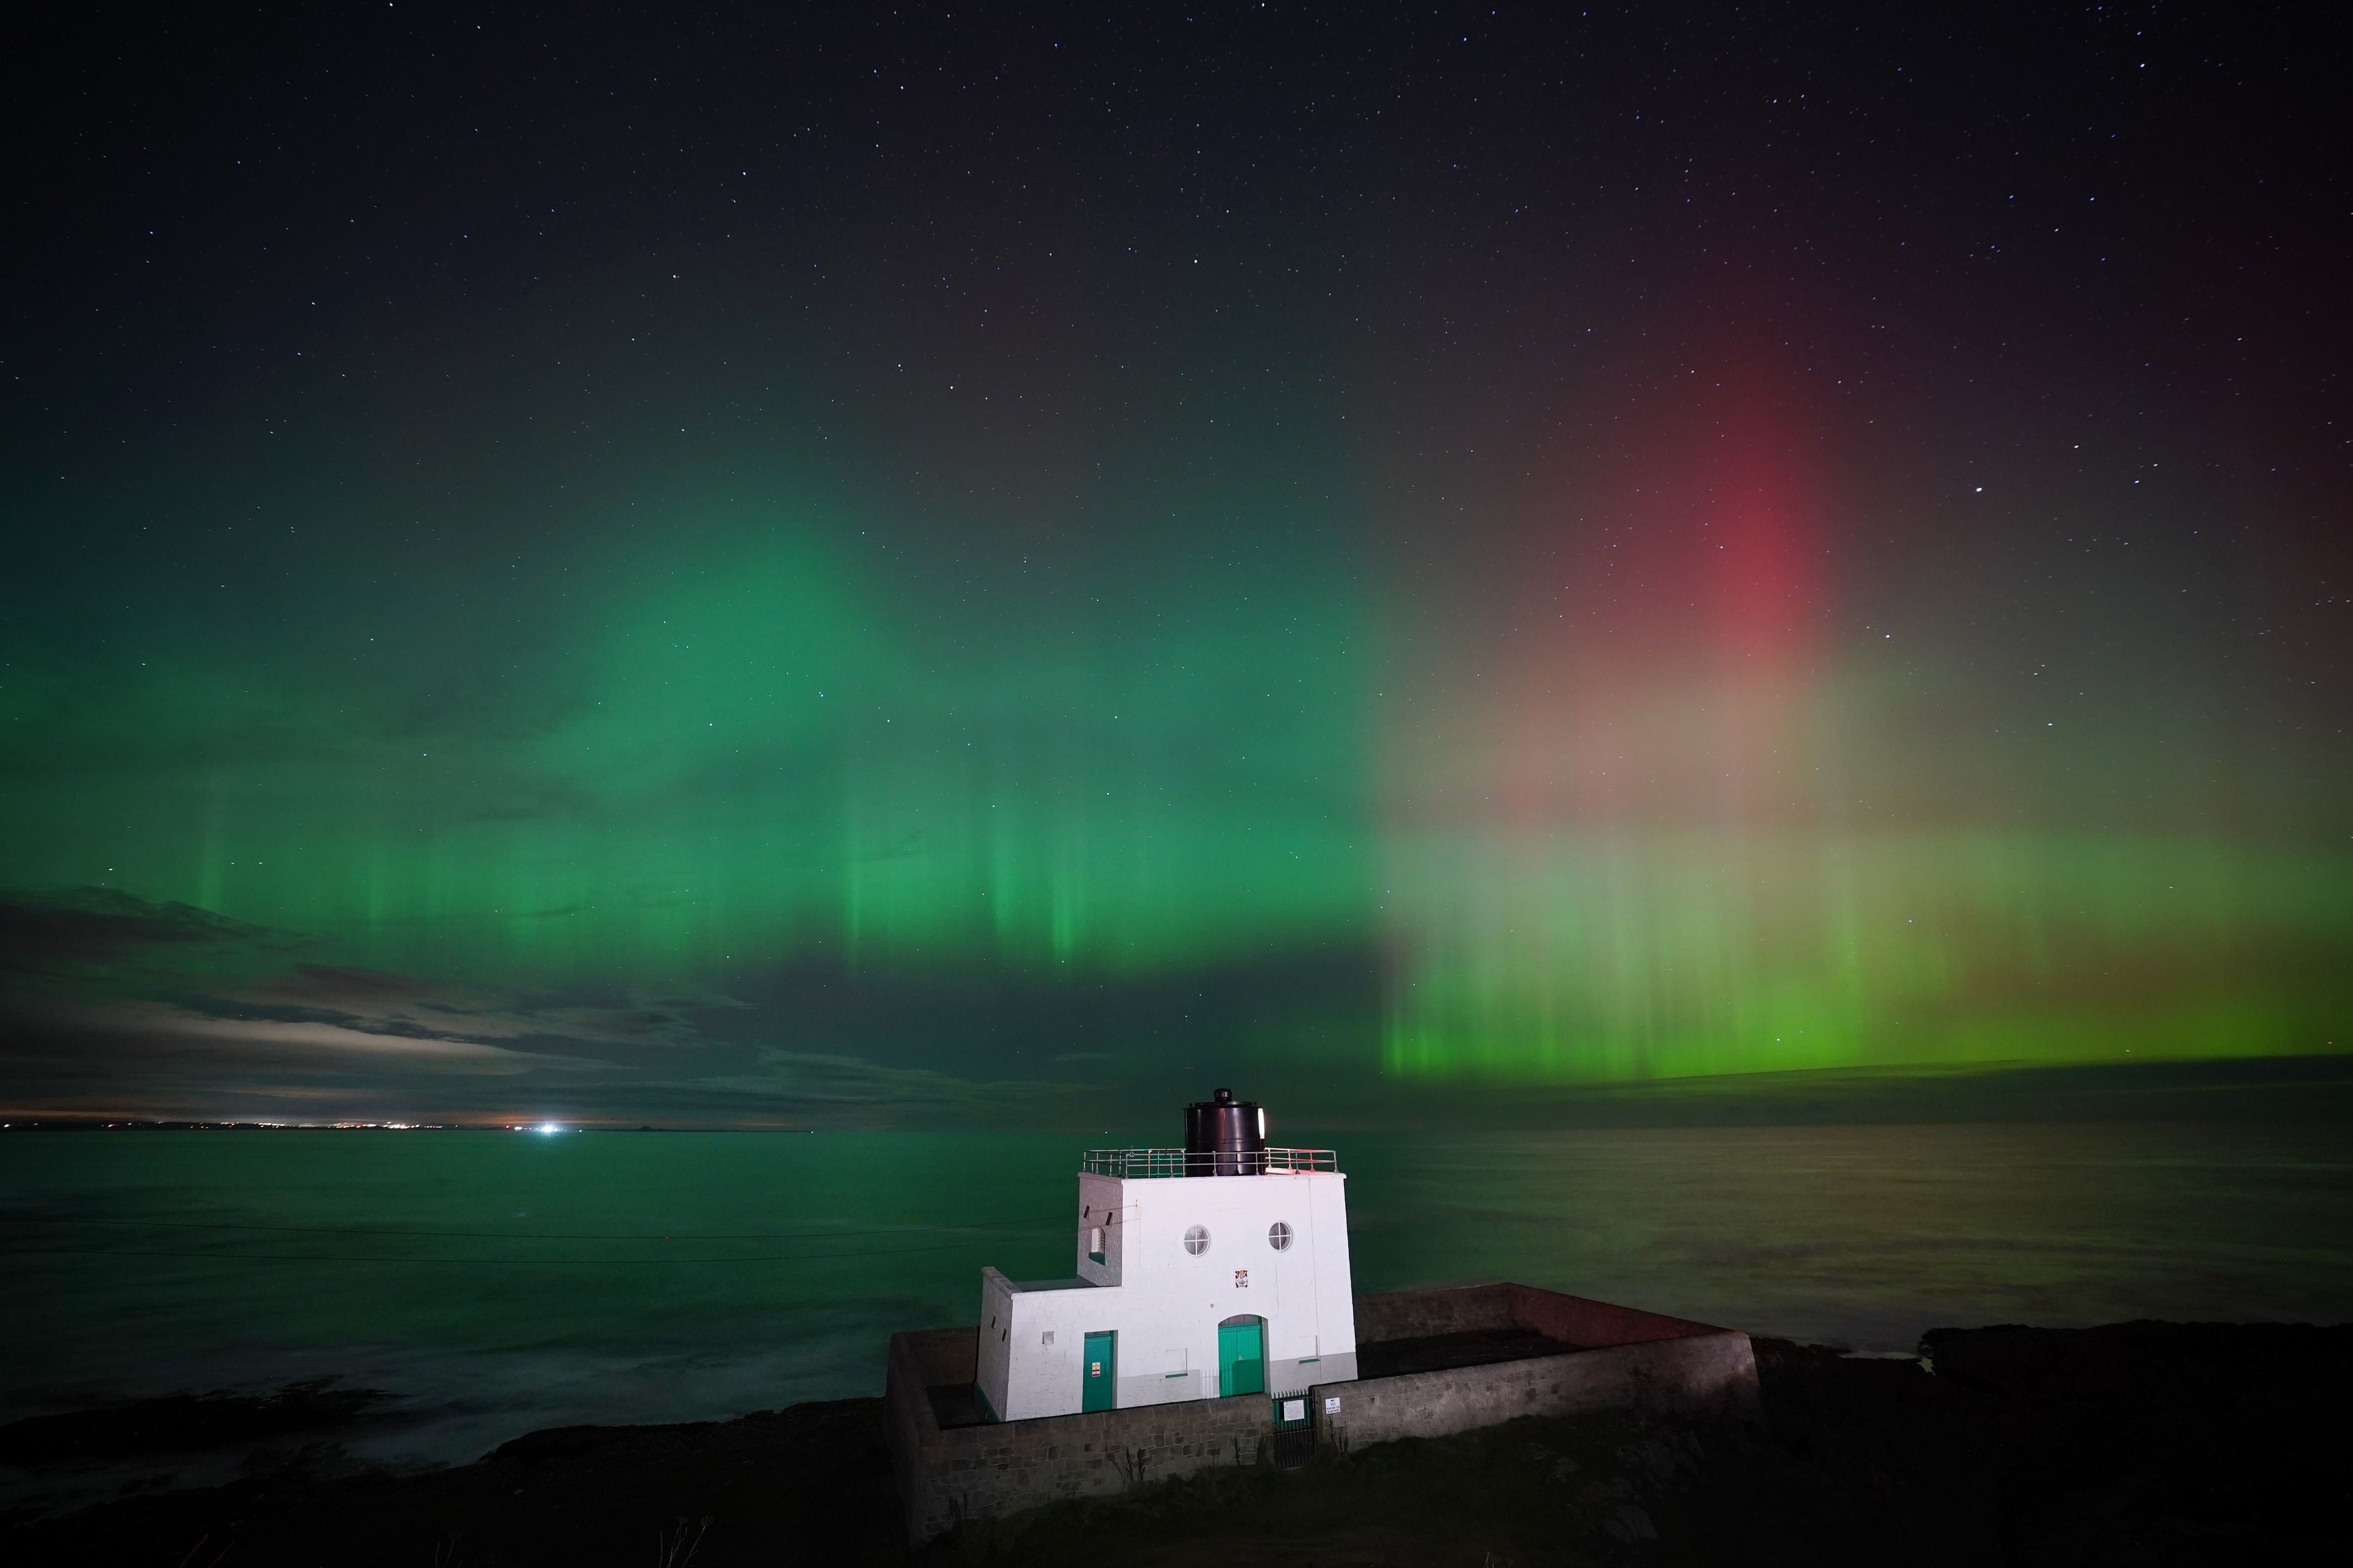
[1082,1331,1116,1411]
[1217,1317,1265,1397]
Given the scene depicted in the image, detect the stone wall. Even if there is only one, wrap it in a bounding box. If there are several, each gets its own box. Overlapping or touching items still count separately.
[1320,1283,1760,1452]
[1351,1281,1728,1348]
[1313,1328,1761,1452]
[1501,1282,1728,1349]
[1353,1280,1518,1341]
[887,1282,1762,1546]
[885,1325,977,1539]
[887,1325,1273,1546]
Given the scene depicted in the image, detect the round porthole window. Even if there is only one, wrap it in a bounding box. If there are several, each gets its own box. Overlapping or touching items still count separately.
[1268,1221,1293,1251]
[1183,1224,1211,1256]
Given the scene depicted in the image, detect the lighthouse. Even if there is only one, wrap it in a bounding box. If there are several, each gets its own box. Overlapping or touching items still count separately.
[974,1089,1359,1421]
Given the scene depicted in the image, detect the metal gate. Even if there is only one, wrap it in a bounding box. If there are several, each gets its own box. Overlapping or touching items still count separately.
[1268,1394,1315,1470]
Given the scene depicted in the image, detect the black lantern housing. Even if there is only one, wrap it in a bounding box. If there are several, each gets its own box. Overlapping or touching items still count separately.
[1182,1087,1268,1175]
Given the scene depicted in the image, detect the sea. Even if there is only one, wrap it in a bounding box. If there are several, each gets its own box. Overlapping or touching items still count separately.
[4,1120,2350,1504]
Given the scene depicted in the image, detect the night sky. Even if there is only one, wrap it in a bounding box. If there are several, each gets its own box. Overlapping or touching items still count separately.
[5,3,2348,1126]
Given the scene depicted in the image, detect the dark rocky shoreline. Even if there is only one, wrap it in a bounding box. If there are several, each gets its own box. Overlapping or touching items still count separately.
[7,1321,2348,1565]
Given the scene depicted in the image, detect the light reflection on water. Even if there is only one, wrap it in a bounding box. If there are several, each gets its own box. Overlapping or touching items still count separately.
[2,1121,2348,1478]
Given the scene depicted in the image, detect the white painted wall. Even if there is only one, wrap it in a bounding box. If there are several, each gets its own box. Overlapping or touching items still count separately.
[978,1169,1358,1421]
[1074,1172,1122,1286]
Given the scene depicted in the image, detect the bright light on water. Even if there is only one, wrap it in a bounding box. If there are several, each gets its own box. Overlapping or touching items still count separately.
[537,1123,562,1136]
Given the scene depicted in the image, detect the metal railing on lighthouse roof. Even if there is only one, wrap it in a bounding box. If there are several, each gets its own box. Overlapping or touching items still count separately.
[1078,1147,1339,1179]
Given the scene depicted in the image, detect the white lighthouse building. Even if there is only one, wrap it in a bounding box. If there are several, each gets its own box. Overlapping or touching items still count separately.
[975,1089,1359,1421]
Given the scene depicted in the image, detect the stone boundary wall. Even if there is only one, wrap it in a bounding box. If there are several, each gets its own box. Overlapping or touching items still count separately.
[887,1282,1761,1546]
[1352,1280,1519,1340]
[887,1325,1271,1546]
[885,1325,976,1540]
[1355,1280,1731,1350]
[1312,1328,1761,1453]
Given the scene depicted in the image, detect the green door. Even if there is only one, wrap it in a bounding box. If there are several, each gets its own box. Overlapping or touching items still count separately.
[1082,1331,1116,1411]
[1217,1318,1265,1397]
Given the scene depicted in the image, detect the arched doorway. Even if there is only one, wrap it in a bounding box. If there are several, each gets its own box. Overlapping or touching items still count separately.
[1217,1314,1266,1397]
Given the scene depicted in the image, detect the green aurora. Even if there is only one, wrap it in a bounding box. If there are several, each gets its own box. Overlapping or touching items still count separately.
[7,446,2347,1110]
[4,483,1375,980]
[5,5,2349,1122]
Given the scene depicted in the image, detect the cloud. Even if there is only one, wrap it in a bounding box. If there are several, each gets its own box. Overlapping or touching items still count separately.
[0,888,299,977]
[0,889,1107,1126]
[194,965,713,1057]
[109,1000,600,1072]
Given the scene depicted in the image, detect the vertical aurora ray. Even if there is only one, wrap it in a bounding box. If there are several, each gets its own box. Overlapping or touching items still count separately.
[0,482,1376,989]
[5,361,2345,1098]
[6,0,2351,1126]
[1378,829,2353,1081]
[1372,343,2353,1083]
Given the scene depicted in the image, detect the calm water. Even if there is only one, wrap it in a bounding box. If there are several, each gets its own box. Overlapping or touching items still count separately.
[3,1122,2350,1483]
